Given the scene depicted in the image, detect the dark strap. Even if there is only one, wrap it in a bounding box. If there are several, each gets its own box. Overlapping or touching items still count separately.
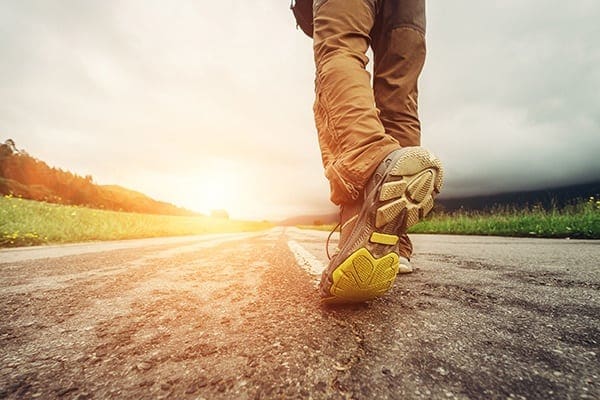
[291,0,313,38]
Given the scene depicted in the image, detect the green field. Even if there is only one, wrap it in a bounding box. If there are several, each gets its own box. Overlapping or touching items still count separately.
[2,195,598,248]
[300,197,600,239]
[0,195,272,247]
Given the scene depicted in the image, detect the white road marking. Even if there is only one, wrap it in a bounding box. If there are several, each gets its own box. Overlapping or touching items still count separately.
[287,240,326,286]
[285,226,335,242]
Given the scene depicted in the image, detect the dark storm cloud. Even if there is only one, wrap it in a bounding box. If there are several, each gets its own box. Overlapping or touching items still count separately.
[421,0,600,197]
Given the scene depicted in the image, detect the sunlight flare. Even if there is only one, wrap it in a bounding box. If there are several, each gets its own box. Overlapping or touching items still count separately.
[190,160,240,216]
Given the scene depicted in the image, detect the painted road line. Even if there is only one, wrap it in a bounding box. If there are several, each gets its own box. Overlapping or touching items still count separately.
[287,240,325,286]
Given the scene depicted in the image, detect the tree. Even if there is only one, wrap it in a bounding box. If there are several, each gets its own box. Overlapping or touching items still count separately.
[4,139,17,154]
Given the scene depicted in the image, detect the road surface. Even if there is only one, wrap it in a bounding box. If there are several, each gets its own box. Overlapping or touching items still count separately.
[1,228,598,399]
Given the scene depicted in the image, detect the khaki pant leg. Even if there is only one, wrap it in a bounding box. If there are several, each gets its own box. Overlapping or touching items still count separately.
[313,0,400,205]
[372,0,426,148]
[371,0,427,259]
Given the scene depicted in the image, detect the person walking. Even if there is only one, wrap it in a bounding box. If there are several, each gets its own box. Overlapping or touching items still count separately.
[292,0,444,303]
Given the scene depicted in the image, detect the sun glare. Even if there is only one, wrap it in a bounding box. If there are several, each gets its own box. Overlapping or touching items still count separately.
[191,165,240,216]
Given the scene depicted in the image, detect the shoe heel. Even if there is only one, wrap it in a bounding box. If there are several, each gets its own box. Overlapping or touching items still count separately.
[323,248,400,303]
[375,147,444,229]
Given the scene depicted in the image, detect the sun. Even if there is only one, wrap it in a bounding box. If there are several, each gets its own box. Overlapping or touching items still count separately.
[190,166,240,216]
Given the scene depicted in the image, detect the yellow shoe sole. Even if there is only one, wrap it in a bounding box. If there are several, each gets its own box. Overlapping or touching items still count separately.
[321,247,400,304]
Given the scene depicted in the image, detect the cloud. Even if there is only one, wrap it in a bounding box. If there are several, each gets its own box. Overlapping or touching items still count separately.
[1,1,598,217]
[421,0,600,196]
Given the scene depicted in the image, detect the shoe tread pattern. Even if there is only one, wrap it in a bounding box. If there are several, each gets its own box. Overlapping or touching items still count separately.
[376,147,443,230]
[323,248,399,304]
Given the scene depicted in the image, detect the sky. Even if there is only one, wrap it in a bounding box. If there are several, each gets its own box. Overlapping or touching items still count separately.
[1,1,599,220]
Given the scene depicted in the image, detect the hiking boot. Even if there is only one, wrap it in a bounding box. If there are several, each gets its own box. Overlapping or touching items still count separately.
[396,234,415,273]
[319,146,443,303]
[398,256,413,274]
[335,203,414,274]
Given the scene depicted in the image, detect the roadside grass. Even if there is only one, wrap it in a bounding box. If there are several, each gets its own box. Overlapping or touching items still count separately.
[0,195,272,247]
[299,197,600,239]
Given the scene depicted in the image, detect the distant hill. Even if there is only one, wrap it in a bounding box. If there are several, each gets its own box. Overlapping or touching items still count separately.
[0,139,197,216]
[279,181,600,225]
[436,181,600,212]
[279,212,338,226]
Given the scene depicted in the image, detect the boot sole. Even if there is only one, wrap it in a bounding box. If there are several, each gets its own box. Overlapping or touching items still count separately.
[322,147,443,304]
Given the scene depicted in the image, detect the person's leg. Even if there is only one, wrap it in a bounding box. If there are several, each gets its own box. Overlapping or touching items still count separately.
[314,0,443,303]
[371,0,427,260]
[313,0,399,206]
[372,0,426,147]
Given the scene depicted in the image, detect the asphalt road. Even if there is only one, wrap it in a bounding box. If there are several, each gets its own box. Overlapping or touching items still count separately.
[0,228,598,399]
